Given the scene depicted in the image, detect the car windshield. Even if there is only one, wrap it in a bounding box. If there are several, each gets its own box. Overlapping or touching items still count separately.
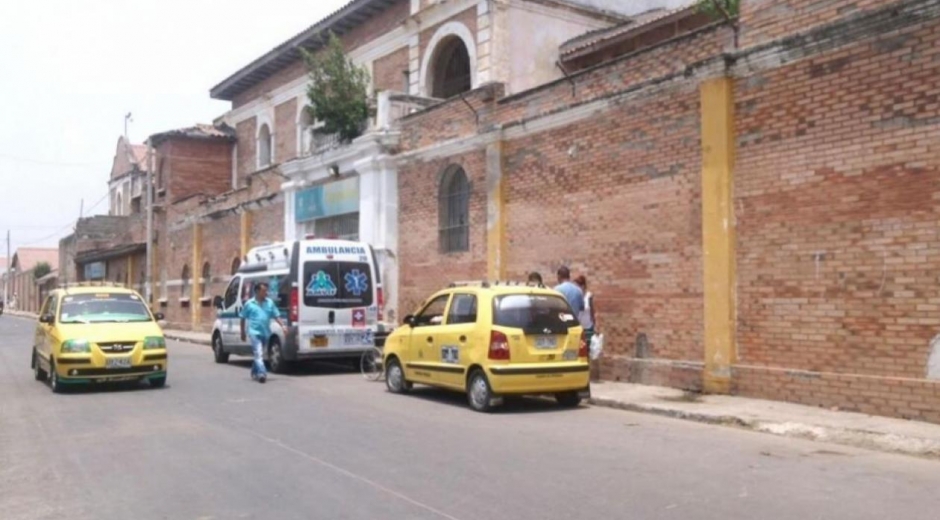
[492,293,579,334]
[59,293,153,324]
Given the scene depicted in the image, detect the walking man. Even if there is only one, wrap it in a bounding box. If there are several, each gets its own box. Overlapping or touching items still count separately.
[240,282,284,384]
[554,266,584,316]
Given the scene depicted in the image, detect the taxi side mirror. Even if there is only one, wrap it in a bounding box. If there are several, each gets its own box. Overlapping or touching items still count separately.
[212,296,224,309]
[403,315,415,327]
[39,314,54,324]
[153,312,165,321]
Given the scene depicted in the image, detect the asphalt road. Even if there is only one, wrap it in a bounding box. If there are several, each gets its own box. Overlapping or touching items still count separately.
[1,316,939,520]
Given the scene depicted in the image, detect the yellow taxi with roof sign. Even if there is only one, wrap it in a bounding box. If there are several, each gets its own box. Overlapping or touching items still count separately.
[31,285,168,392]
[383,281,590,412]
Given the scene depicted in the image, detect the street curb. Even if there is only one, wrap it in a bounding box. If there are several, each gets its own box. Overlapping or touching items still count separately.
[163,333,212,346]
[588,397,940,459]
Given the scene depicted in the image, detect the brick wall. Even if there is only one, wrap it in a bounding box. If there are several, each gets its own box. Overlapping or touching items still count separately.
[274,98,298,164]
[161,138,234,203]
[503,84,704,368]
[373,46,410,92]
[740,0,893,47]
[398,150,489,315]
[236,118,257,184]
[397,0,940,422]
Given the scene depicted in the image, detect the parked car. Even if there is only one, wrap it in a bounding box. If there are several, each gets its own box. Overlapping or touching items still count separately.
[31,285,168,393]
[211,238,388,373]
[383,281,590,412]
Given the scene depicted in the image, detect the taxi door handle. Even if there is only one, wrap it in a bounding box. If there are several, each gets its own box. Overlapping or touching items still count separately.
[426,336,433,343]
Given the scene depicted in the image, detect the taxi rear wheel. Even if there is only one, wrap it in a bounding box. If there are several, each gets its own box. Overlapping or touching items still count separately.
[467,370,495,413]
[212,333,229,364]
[555,391,582,408]
[32,350,47,381]
[385,358,411,394]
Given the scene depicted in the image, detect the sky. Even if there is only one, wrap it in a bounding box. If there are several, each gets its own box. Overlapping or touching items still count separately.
[0,0,349,254]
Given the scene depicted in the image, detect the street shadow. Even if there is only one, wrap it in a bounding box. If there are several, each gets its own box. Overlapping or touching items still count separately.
[51,380,168,396]
[403,386,589,415]
[220,358,358,378]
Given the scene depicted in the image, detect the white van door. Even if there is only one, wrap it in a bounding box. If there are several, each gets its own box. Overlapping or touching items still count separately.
[299,250,378,352]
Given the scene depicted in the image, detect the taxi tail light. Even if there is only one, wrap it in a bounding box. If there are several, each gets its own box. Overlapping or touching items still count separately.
[289,288,299,323]
[578,333,589,359]
[488,331,510,361]
[377,287,385,322]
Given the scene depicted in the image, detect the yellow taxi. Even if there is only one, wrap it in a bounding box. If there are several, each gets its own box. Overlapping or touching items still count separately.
[383,281,590,412]
[31,285,168,393]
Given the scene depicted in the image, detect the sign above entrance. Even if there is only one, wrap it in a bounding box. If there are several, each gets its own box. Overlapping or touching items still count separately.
[295,177,359,223]
[84,262,105,281]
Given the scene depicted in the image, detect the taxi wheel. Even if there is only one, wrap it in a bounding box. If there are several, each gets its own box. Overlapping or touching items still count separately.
[212,333,229,364]
[467,370,495,413]
[49,360,64,394]
[268,338,289,374]
[32,350,47,381]
[385,358,411,394]
[555,391,582,408]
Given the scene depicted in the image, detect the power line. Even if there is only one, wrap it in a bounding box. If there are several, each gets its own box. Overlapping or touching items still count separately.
[10,191,110,247]
[0,152,107,168]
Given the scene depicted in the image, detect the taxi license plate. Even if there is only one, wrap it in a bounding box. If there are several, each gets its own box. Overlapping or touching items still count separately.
[106,358,132,369]
[310,336,329,348]
[535,336,557,349]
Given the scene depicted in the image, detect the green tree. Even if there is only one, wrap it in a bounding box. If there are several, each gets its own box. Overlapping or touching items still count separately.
[33,262,51,280]
[697,0,740,20]
[302,33,371,143]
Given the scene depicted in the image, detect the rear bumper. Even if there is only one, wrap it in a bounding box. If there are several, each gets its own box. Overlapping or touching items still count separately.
[284,325,388,360]
[487,363,590,394]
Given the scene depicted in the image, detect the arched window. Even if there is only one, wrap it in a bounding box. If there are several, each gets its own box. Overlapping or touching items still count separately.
[201,262,211,298]
[258,123,273,168]
[431,37,471,99]
[438,165,470,253]
[115,192,124,216]
[181,264,190,298]
[230,257,242,275]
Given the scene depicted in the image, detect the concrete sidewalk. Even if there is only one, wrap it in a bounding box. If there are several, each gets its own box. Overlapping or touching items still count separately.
[590,381,940,459]
[163,329,211,346]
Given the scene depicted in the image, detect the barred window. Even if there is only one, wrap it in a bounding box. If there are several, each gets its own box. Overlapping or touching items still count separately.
[230,257,241,275]
[180,264,191,299]
[439,165,470,253]
[258,123,273,168]
[201,262,211,298]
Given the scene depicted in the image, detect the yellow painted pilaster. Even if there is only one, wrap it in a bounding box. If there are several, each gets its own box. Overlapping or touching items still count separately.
[191,222,203,330]
[700,77,737,394]
[486,140,507,281]
[240,210,252,258]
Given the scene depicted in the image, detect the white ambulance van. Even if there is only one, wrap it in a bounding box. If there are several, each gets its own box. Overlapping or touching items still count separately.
[210,238,388,373]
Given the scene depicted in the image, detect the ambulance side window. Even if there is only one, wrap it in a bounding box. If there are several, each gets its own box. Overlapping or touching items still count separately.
[223,277,240,309]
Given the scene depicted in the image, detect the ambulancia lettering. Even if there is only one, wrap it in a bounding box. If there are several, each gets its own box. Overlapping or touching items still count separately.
[306,246,367,255]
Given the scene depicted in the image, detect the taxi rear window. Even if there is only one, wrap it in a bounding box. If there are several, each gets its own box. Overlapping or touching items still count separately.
[302,261,374,309]
[492,294,578,334]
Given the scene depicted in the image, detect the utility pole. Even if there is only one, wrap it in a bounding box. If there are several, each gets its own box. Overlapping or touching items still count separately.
[145,140,154,305]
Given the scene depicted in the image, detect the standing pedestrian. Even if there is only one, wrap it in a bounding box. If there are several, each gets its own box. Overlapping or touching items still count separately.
[554,266,584,317]
[527,272,543,287]
[574,275,598,341]
[240,282,284,384]
[575,275,601,381]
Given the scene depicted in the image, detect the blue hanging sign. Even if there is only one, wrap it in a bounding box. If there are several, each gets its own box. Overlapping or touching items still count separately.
[295,177,359,223]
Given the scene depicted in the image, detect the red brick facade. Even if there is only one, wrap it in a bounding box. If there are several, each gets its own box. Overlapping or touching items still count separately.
[396,0,940,422]
[373,46,410,93]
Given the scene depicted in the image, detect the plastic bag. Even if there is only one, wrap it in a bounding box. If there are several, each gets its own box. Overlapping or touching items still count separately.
[589,333,604,360]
